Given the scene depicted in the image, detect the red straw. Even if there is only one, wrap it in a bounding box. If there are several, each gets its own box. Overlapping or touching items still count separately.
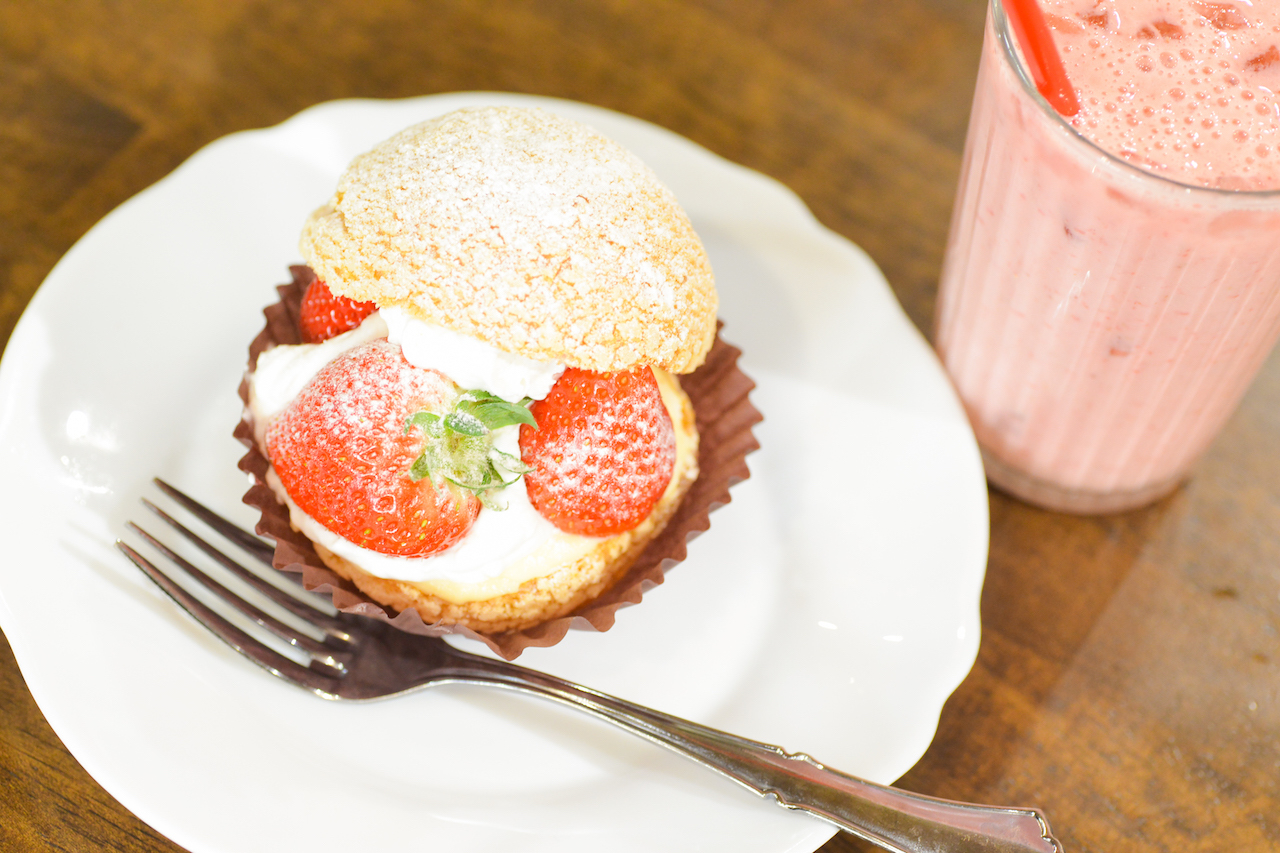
[1004,0,1080,116]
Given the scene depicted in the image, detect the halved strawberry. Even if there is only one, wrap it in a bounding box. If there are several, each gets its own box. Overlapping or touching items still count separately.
[267,339,480,556]
[299,278,377,344]
[519,367,676,537]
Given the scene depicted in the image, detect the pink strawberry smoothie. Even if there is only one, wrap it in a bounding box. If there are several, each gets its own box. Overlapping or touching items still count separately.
[1047,0,1280,189]
[936,0,1280,512]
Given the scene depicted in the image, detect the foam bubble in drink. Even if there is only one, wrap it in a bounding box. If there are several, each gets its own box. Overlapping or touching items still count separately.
[1048,0,1280,188]
[937,0,1280,513]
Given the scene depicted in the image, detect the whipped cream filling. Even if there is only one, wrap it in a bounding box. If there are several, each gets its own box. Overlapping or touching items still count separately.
[246,311,597,590]
[249,314,390,430]
[381,306,564,402]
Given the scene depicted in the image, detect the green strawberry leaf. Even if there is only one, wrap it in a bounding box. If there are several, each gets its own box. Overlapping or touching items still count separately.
[405,387,539,509]
[457,389,501,402]
[455,395,536,430]
[443,410,488,437]
[490,448,532,476]
[404,411,443,438]
[408,453,433,482]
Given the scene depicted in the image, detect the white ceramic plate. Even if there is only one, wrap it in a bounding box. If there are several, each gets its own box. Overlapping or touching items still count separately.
[0,93,987,853]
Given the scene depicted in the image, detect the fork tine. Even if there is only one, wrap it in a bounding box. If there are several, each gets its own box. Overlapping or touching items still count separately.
[125,521,349,666]
[153,477,276,564]
[117,540,341,696]
[141,497,352,641]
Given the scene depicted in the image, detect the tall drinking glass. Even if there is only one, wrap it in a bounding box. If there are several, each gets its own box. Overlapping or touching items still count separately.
[936,0,1280,514]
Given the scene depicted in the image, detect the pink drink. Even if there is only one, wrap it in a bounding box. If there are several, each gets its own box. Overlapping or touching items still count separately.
[937,0,1280,513]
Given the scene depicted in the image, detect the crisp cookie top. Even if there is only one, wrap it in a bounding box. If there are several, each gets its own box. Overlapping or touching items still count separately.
[300,106,717,373]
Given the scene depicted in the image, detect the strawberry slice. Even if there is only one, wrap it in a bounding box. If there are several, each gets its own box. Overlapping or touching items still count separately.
[1193,1,1248,30]
[299,278,377,344]
[267,339,480,556]
[1245,45,1280,71]
[519,367,676,537]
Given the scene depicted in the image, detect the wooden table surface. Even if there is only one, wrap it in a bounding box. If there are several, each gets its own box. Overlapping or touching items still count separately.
[2,1,1277,851]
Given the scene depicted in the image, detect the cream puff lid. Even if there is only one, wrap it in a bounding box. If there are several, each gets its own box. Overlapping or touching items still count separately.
[299,106,717,374]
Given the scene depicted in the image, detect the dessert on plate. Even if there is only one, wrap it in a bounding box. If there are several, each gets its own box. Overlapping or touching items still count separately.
[236,106,758,657]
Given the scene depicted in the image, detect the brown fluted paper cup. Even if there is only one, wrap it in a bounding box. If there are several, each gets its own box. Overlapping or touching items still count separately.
[236,266,761,659]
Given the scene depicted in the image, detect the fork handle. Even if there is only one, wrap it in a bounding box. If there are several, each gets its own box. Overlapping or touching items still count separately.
[441,653,1061,853]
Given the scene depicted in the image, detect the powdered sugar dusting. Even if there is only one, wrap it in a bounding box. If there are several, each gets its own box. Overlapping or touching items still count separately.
[300,107,717,373]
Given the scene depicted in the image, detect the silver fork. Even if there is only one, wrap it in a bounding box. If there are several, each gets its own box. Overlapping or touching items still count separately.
[118,478,1062,853]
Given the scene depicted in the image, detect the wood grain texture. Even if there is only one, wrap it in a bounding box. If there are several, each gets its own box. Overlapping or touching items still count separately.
[1,1,1277,851]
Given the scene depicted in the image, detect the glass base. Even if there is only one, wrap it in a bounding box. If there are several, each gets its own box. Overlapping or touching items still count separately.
[980,447,1185,515]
